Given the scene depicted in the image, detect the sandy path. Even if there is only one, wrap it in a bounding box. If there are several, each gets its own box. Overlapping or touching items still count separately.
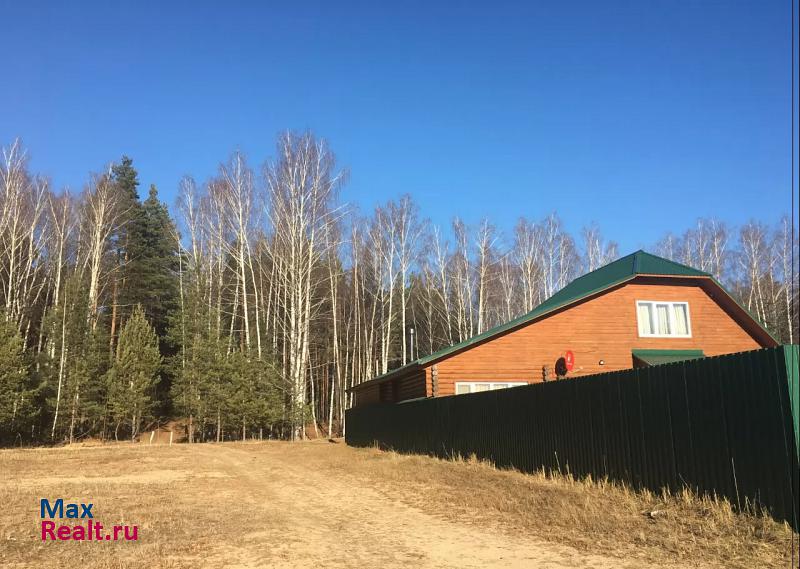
[201,445,646,569]
[4,443,718,568]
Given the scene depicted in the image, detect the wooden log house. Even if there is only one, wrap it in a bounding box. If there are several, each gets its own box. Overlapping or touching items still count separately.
[349,251,778,407]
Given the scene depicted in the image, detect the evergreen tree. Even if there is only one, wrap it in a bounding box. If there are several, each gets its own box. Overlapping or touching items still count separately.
[130,185,180,339]
[106,305,161,441]
[168,282,283,442]
[110,158,180,336]
[111,155,140,203]
[0,316,35,443]
[112,160,178,338]
[170,334,218,442]
[225,351,282,440]
[109,156,146,349]
[110,159,179,409]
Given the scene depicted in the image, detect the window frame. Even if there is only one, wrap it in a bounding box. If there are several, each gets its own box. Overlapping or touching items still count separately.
[454,381,527,395]
[635,300,692,338]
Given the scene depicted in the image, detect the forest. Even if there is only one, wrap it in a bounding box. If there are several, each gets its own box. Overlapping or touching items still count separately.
[0,132,797,445]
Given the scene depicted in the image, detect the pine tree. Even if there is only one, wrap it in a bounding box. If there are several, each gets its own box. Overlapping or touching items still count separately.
[168,281,283,442]
[110,159,179,409]
[134,185,180,339]
[225,352,282,441]
[119,183,180,409]
[110,159,180,333]
[111,156,140,203]
[109,156,146,352]
[0,316,34,443]
[117,184,180,337]
[106,305,161,441]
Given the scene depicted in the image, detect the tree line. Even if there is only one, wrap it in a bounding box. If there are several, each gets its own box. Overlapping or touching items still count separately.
[0,132,797,445]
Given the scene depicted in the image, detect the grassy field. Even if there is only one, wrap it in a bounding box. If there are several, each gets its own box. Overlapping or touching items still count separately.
[0,441,795,568]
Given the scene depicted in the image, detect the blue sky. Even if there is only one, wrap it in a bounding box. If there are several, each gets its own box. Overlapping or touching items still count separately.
[2,1,797,252]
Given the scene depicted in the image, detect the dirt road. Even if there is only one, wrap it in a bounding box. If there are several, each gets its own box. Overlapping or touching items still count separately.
[2,442,782,568]
[203,445,627,569]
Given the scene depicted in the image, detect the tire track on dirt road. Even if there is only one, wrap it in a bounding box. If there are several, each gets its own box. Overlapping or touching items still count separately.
[204,445,660,569]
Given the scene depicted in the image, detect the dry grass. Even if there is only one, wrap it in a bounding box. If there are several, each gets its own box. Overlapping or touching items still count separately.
[2,447,242,568]
[288,443,798,569]
[0,441,796,568]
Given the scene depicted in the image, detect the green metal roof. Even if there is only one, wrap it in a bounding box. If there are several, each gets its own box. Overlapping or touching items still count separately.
[352,250,773,390]
[531,250,707,316]
[704,274,779,346]
[632,349,705,366]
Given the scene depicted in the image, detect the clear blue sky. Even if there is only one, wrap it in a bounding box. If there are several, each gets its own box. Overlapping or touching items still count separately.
[2,1,797,252]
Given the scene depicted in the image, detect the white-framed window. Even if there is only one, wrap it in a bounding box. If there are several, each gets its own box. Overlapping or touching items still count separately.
[454,382,527,395]
[636,301,691,338]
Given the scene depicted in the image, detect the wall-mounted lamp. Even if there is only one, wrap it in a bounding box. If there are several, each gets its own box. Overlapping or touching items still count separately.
[598,359,605,366]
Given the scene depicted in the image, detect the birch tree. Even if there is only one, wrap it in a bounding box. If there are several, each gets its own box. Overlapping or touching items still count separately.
[265,132,343,439]
[81,173,124,328]
[581,223,618,273]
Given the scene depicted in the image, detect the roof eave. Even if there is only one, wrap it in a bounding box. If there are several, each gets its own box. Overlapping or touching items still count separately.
[703,277,780,346]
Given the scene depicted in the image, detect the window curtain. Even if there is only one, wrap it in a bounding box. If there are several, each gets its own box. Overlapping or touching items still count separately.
[656,304,671,334]
[638,303,653,335]
[673,304,689,335]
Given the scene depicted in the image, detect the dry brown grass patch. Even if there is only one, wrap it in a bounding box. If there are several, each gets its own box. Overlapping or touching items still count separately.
[295,442,796,569]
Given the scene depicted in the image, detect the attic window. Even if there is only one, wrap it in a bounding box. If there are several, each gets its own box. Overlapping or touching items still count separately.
[636,301,691,338]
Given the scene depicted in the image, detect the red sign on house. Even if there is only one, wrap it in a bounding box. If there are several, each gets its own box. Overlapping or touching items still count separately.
[564,350,575,371]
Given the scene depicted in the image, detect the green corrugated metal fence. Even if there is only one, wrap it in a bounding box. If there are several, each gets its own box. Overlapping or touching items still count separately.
[346,346,799,529]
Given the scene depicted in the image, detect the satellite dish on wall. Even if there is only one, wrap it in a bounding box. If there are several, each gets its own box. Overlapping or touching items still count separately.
[555,357,568,378]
